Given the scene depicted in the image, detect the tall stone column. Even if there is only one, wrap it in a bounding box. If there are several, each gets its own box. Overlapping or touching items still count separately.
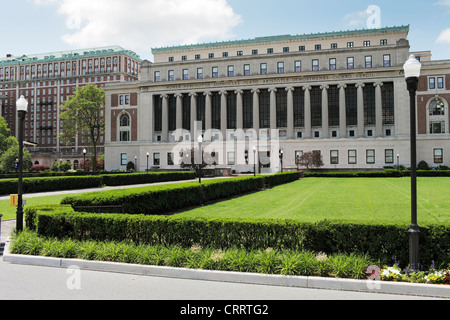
[175,93,183,132]
[303,86,312,139]
[235,90,244,140]
[204,91,212,141]
[252,89,260,137]
[190,92,197,140]
[374,82,383,137]
[161,94,169,142]
[338,84,347,138]
[269,88,277,130]
[356,83,365,137]
[286,87,294,139]
[321,85,329,139]
[220,91,228,139]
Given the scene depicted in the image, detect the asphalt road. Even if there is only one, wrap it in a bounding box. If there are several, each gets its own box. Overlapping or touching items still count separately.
[0,260,440,302]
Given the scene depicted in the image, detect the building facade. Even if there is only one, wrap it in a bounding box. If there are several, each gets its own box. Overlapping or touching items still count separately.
[104,26,450,173]
[0,46,141,169]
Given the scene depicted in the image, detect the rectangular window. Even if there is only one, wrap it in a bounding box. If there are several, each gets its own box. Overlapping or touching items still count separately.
[347,57,354,69]
[222,52,228,58]
[348,150,357,164]
[167,153,174,166]
[366,149,375,164]
[227,152,235,165]
[294,61,301,72]
[329,58,336,70]
[434,148,443,163]
[299,46,305,51]
[438,77,444,89]
[260,63,267,75]
[153,153,160,166]
[347,42,354,48]
[315,45,321,50]
[252,49,258,55]
[227,66,234,77]
[331,43,338,49]
[244,64,250,76]
[363,40,371,47]
[330,150,339,164]
[208,53,214,59]
[312,59,319,71]
[267,48,273,54]
[237,51,243,56]
[385,149,394,164]
[277,62,284,74]
[197,68,203,79]
[195,54,201,60]
[283,47,289,53]
[183,69,188,80]
[212,67,218,78]
[429,77,436,89]
[383,54,391,67]
[154,71,160,82]
[380,39,388,45]
[168,70,174,81]
[365,56,372,68]
[430,121,445,134]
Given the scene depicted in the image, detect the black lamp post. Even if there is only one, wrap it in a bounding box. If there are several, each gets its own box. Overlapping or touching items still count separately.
[146,152,149,172]
[16,95,28,233]
[403,54,422,272]
[279,149,284,172]
[83,148,87,172]
[253,146,256,177]
[198,135,203,184]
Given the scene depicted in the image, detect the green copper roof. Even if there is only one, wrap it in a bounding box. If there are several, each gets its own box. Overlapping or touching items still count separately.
[152,25,410,54]
[0,46,142,66]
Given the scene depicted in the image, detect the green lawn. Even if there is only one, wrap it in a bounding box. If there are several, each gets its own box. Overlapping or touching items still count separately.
[0,194,68,220]
[2,177,449,226]
[177,177,450,226]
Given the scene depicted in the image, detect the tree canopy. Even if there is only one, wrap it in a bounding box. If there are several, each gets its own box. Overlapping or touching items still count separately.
[59,84,105,171]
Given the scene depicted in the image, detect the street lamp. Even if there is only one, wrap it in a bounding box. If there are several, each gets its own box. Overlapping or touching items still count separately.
[83,148,87,172]
[397,154,400,170]
[253,146,257,176]
[134,156,137,172]
[198,135,203,184]
[16,95,28,233]
[146,152,149,172]
[403,54,422,272]
[279,149,284,172]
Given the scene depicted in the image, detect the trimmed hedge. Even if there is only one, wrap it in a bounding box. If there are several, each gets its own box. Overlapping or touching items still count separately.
[61,172,301,215]
[303,169,450,178]
[0,176,103,195]
[0,171,196,195]
[26,205,450,267]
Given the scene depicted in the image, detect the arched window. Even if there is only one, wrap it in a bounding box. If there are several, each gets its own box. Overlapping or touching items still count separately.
[429,99,445,116]
[120,114,130,127]
[428,98,447,134]
[119,113,131,142]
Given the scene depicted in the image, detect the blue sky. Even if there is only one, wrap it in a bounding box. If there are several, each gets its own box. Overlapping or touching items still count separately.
[2,0,450,61]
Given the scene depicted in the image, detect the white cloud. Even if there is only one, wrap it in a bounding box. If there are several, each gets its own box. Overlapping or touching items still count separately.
[33,0,242,59]
[343,9,370,29]
[437,28,450,44]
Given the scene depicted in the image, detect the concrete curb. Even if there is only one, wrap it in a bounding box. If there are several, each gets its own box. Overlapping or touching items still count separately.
[2,241,449,299]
